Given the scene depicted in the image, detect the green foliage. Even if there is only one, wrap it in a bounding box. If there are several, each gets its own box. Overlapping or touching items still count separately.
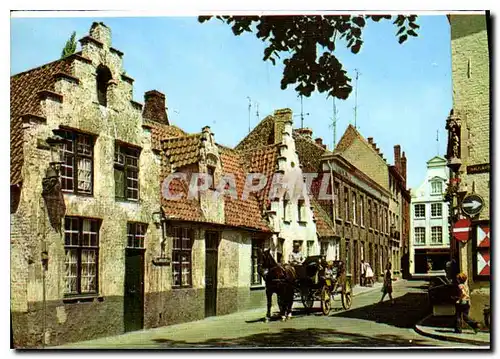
[198,15,420,99]
[61,31,77,59]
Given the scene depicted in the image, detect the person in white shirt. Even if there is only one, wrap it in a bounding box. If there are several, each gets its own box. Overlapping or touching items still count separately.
[289,242,305,265]
[360,259,367,286]
[365,262,374,287]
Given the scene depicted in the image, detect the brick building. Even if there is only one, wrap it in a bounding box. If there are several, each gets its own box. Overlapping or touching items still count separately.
[445,13,490,324]
[294,125,395,284]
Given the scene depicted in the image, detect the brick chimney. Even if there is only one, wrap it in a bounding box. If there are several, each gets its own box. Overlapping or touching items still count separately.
[401,151,407,181]
[394,145,401,171]
[296,128,313,140]
[367,137,373,144]
[315,138,323,146]
[143,90,169,125]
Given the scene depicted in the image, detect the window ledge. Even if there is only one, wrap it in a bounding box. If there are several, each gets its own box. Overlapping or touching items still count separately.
[344,220,351,225]
[360,225,365,229]
[63,192,94,198]
[283,220,291,224]
[335,218,343,224]
[172,286,193,290]
[63,295,103,304]
[116,198,140,204]
[250,285,266,291]
[297,220,308,225]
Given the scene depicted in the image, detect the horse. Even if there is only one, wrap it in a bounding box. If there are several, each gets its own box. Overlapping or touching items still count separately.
[257,248,297,322]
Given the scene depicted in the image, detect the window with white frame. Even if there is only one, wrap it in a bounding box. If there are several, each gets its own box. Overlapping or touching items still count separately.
[306,241,314,257]
[431,181,443,195]
[359,195,364,226]
[334,182,340,219]
[320,241,329,258]
[251,239,264,285]
[283,199,290,222]
[64,217,100,296]
[172,227,193,288]
[431,226,443,245]
[352,192,357,224]
[60,130,94,195]
[414,204,425,218]
[344,187,349,220]
[431,203,442,218]
[297,199,307,222]
[414,227,425,245]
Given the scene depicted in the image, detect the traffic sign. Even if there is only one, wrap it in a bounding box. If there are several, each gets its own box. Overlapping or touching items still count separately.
[453,218,472,242]
[461,194,484,217]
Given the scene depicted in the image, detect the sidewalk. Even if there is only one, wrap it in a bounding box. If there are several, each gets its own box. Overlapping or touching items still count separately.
[415,314,490,347]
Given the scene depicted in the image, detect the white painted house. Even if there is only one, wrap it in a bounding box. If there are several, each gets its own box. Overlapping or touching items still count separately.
[409,156,451,274]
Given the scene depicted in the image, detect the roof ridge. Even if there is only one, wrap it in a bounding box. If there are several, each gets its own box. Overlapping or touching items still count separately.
[235,114,274,149]
[10,52,81,79]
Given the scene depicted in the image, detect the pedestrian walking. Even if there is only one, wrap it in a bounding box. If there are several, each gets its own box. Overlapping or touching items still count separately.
[454,272,480,334]
[379,262,394,304]
[365,262,374,287]
[360,259,367,286]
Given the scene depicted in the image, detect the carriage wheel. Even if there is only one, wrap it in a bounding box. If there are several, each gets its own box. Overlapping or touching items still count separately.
[321,285,332,315]
[301,292,314,310]
[341,279,352,310]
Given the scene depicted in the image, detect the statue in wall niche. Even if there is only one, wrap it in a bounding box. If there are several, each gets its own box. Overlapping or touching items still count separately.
[446,110,462,160]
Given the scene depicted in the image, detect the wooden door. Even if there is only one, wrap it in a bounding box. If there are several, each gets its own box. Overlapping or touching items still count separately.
[205,231,219,317]
[124,248,144,332]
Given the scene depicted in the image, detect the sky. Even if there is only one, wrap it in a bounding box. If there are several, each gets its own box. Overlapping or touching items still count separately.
[10,14,452,190]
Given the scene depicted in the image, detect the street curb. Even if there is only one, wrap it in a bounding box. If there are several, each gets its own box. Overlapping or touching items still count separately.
[414,315,490,347]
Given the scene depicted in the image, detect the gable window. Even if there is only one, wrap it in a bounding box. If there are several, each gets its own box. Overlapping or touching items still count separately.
[115,143,140,201]
[60,130,94,195]
[431,181,443,195]
[414,204,426,218]
[207,165,216,190]
[172,227,193,288]
[414,227,425,245]
[431,203,443,218]
[127,222,147,248]
[431,226,443,245]
[344,188,349,221]
[64,217,100,296]
[96,65,112,107]
[251,239,265,285]
[283,199,290,222]
[297,199,307,222]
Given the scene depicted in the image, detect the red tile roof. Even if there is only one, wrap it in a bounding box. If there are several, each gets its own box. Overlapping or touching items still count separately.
[162,134,202,169]
[161,176,205,222]
[310,198,336,238]
[143,119,186,151]
[10,57,73,185]
[241,144,279,204]
[219,145,270,232]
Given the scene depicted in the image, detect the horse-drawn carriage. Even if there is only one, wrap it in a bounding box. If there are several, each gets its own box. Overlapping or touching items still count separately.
[293,255,352,315]
[258,249,352,321]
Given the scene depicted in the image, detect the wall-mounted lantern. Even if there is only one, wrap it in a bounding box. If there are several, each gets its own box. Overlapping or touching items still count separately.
[46,130,67,172]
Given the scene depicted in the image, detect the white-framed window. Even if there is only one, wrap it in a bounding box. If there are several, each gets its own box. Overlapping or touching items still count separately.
[431,203,443,218]
[414,204,425,218]
[297,199,307,222]
[344,187,349,220]
[431,181,443,195]
[320,241,329,258]
[359,195,364,226]
[352,192,357,224]
[431,226,443,245]
[306,241,314,257]
[414,227,425,245]
[251,239,265,285]
[283,199,290,222]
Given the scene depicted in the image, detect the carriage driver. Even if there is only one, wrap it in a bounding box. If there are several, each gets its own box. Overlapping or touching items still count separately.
[289,241,305,265]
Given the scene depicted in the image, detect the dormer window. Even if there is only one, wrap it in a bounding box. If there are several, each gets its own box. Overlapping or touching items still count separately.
[431,181,443,195]
[96,65,112,107]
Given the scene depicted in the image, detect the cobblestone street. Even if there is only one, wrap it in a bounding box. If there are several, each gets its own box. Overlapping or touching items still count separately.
[55,280,479,349]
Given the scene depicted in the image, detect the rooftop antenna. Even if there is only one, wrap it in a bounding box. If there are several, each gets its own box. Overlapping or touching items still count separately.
[298,94,310,128]
[247,96,252,133]
[329,97,339,149]
[255,102,260,123]
[353,69,360,129]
